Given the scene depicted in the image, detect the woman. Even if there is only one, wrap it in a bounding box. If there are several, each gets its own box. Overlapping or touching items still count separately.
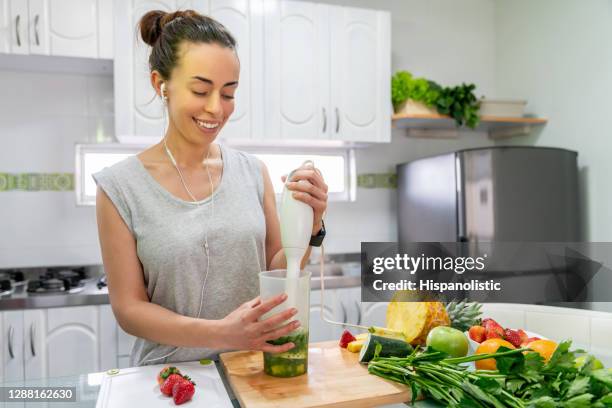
[94,10,328,366]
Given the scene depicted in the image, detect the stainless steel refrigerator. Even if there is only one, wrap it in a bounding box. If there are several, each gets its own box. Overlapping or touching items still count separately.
[397,146,580,244]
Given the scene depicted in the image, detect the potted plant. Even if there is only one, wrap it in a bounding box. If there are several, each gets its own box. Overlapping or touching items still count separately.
[391,71,481,129]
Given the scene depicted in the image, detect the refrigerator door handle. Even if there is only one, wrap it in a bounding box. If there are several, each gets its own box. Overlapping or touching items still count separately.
[455,154,467,241]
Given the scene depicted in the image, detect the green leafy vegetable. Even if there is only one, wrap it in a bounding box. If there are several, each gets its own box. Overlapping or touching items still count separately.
[391,71,440,111]
[367,340,611,408]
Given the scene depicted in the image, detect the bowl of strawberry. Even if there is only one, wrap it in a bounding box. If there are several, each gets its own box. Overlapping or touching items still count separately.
[157,366,196,405]
[466,317,546,351]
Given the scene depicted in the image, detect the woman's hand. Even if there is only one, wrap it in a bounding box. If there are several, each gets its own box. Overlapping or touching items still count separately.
[282,163,328,234]
[219,293,300,353]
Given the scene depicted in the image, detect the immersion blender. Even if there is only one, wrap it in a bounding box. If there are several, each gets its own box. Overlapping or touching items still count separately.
[280,161,314,309]
[280,161,369,332]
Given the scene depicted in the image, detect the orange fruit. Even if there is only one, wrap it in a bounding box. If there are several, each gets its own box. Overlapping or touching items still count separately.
[475,338,516,370]
[524,339,558,363]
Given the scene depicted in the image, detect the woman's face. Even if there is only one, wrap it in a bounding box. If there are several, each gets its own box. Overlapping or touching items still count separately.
[160,41,239,145]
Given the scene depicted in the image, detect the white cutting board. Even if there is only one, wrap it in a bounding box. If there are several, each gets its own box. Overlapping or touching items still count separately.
[96,361,233,408]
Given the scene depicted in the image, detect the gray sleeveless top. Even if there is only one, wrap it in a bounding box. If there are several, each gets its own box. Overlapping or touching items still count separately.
[92,144,266,366]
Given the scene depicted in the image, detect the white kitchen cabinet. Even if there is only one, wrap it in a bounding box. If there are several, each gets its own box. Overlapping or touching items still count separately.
[115,0,262,145]
[263,0,390,143]
[7,0,29,55]
[0,0,11,53]
[114,0,172,144]
[42,0,113,59]
[330,5,391,143]
[0,306,118,383]
[210,0,264,141]
[1,311,25,383]
[0,0,112,58]
[263,0,330,141]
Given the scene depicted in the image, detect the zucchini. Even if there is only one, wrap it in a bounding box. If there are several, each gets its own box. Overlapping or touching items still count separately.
[358,334,413,363]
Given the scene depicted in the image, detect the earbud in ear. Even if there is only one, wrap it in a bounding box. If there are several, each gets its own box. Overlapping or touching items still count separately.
[161,83,168,102]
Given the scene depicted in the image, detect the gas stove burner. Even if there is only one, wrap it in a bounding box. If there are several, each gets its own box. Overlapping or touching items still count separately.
[0,279,13,297]
[26,267,87,295]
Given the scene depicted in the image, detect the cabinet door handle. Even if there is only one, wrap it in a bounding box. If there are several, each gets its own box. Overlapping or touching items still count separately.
[340,301,347,325]
[30,323,36,357]
[335,107,340,133]
[34,14,40,46]
[8,326,15,359]
[322,107,327,133]
[15,15,21,47]
[354,301,362,326]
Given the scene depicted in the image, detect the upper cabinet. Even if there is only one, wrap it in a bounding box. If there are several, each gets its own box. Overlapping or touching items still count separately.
[0,0,113,58]
[264,0,390,143]
[210,0,264,141]
[263,0,330,141]
[114,0,391,145]
[330,5,390,143]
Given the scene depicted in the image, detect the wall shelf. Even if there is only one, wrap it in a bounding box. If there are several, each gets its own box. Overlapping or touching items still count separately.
[392,113,548,139]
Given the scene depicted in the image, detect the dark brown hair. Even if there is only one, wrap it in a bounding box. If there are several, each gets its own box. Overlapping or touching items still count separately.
[138,10,237,80]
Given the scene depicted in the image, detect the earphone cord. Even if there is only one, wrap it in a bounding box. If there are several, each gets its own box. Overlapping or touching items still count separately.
[140,92,215,365]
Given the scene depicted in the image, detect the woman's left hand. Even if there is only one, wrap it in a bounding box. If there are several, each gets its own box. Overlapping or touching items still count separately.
[282,164,328,235]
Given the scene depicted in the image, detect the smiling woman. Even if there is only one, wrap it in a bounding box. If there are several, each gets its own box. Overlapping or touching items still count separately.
[92,9,328,367]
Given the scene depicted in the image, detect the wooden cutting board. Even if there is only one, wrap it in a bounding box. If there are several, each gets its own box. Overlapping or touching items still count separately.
[219,340,412,408]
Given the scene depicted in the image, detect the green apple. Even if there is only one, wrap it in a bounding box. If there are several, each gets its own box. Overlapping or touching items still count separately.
[426,326,469,358]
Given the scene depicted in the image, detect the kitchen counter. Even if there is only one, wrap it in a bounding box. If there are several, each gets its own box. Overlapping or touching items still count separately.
[0,361,441,408]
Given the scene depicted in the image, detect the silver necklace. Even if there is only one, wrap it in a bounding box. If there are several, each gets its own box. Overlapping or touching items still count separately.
[163,137,213,203]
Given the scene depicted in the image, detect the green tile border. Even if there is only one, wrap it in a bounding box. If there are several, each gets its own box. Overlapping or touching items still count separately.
[357,172,397,189]
[0,173,74,191]
[0,171,394,191]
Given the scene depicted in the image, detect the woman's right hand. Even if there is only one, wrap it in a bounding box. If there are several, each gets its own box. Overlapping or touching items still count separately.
[219,293,300,353]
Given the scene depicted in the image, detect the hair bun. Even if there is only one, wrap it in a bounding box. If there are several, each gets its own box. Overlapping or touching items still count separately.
[139,10,166,46]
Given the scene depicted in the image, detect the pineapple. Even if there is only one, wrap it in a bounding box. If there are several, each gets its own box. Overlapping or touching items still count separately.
[385,291,450,345]
[445,300,482,332]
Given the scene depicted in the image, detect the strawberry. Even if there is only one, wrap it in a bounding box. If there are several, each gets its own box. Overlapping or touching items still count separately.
[482,318,504,340]
[504,329,522,348]
[517,329,528,344]
[160,373,184,397]
[157,366,181,386]
[339,330,356,348]
[172,376,196,405]
[521,336,541,347]
[468,325,486,343]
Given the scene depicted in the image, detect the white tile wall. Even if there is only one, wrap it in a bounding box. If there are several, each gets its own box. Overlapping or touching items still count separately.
[0,69,114,267]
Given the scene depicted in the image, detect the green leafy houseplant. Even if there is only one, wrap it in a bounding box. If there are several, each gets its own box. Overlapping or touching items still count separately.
[391,71,481,129]
[435,83,481,129]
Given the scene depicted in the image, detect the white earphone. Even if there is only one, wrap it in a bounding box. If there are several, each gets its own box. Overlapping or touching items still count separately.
[160,82,168,102]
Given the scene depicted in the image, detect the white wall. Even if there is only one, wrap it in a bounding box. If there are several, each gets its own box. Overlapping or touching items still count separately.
[492,0,612,312]
[0,0,499,266]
